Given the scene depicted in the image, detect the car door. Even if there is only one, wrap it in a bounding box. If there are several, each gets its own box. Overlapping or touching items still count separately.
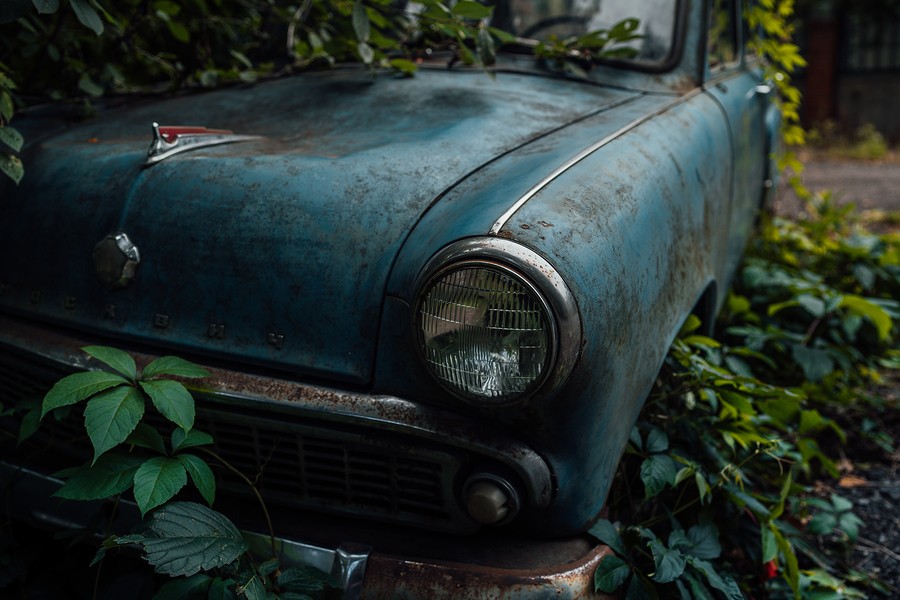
[705,0,768,286]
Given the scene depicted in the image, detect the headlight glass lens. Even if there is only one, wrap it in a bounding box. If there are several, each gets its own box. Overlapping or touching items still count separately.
[418,264,554,403]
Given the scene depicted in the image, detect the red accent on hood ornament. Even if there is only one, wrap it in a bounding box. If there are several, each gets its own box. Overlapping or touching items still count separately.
[157,125,233,144]
[146,122,261,166]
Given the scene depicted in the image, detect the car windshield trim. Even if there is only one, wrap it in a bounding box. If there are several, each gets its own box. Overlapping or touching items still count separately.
[492,0,687,73]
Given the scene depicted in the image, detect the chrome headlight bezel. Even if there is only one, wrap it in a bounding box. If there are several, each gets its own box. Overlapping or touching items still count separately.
[414,238,581,406]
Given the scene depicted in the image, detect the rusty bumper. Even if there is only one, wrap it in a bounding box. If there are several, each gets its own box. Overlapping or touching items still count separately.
[2,462,613,599]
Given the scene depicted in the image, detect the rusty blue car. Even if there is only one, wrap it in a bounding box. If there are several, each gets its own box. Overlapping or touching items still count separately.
[0,0,778,597]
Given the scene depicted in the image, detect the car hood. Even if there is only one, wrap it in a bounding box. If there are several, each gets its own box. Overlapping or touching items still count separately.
[1,68,641,383]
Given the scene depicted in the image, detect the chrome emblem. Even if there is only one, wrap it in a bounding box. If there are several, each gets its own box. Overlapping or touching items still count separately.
[146,122,260,166]
[93,233,141,289]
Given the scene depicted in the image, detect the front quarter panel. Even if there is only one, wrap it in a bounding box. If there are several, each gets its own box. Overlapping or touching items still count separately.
[379,88,734,535]
[496,90,734,533]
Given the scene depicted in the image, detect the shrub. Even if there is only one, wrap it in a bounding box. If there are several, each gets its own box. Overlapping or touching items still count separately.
[593,197,898,598]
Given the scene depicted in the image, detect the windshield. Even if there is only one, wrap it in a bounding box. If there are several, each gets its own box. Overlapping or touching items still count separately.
[492,0,680,65]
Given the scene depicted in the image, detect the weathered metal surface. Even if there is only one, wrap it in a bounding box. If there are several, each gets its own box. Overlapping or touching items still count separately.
[0,70,641,385]
[360,544,614,600]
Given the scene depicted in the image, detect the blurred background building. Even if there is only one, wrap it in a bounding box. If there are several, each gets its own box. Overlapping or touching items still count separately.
[797,0,900,141]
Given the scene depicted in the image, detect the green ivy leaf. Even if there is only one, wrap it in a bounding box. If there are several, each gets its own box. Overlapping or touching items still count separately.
[177,453,216,506]
[172,427,214,452]
[17,404,40,445]
[84,386,145,462]
[83,345,137,380]
[0,126,23,152]
[140,379,195,431]
[451,0,493,19]
[628,574,657,599]
[352,0,370,43]
[840,294,892,341]
[31,0,60,13]
[54,453,143,500]
[588,519,626,556]
[488,26,517,44]
[807,511,838,535]
[796,293,826,317]
[645,427,669,453]
[166,20,190,43]
[357,41,374,65]
[42,370,128,418]
[116,501,246,576]
[239,575,266,600]
[694,472,710,504]
[852,263,876,290]
[77,73,103,97]
[761,525,778,563]
[640,453,677,499]
[126,422,167,454]
[773,527,800,595]
[682,570,716,600]
[628,425,642,451]
[0,92,13,121]
[684,523,721,560]
[594,554,630,593]
[133,456,188,516]
[206,578,238,600]
[839,511,863,542]
[70,0,104,35]
[790,344,834,382]
[258,557,280,577]
[142,355,210,379]
[477,26,495,67]
[278,565,339,593]
[687,558,743,600]
[389,58,418,75]
[648,538,686,583]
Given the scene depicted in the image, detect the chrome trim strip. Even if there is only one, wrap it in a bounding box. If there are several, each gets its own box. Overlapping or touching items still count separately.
[415,238,582,405]
[146,122,261,166]
[489,88,703,235]
[0,314,553,509]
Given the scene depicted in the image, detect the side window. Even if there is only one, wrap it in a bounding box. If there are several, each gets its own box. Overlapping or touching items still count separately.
[708,0,738,70]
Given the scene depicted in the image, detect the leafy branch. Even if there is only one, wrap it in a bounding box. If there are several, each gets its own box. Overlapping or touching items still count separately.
[591,200,898,598]
[745,0,808,191]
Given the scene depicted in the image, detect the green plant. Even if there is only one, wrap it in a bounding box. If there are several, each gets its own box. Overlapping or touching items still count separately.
[591,203,898,599]
[532,17,642,79]
[40,346,215,516]
[745,0,808,193]
[33,345,339,598]
[0,62,21,184]
[808,121,890,160]
[0,0,643,185]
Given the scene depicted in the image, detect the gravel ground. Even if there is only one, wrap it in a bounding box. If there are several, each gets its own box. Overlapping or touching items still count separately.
[834,371,900,596]
[775,154,900,595]
[773,151,900,218]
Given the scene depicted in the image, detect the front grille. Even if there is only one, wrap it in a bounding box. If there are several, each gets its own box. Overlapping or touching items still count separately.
[0,346,472,532]
[179,407,462,525]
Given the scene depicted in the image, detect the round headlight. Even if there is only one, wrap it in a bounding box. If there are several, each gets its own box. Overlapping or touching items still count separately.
[417,262,555,403]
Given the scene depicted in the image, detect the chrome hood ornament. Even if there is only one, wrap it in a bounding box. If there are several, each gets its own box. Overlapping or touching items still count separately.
[93,233,141,289]
[146,122,260,166]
